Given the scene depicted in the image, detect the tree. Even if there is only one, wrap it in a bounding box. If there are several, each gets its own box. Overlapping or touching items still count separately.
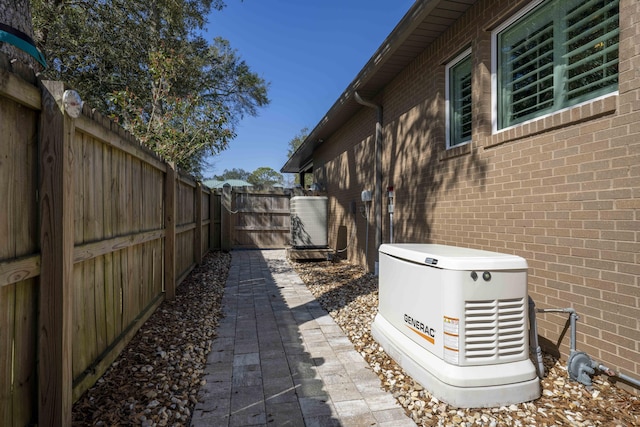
[31,0,225,111]
[213,168,251,181]
[286,127,313,188]
[247,167,283,187]
[0,0,43,74]
[30,0,270,176]
[109,48,235,175]
[287,126,309,157]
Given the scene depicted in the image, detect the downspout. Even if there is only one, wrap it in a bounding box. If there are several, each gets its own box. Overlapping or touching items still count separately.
[354,91,383,273]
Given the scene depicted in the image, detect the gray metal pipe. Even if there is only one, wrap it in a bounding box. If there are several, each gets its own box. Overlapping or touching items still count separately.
[535,305,640,390]
[354,91,383,272]
[536,307,577,354]
[596,363,640,388]
[528,297,545,378]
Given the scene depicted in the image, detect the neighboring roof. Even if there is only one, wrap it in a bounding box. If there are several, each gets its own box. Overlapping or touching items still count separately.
[203,179,253,189]
[281,0,478,174]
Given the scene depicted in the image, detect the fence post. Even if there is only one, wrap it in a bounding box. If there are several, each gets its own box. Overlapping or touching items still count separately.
[221,184,232,251]
[38,81,74,427]
[194,182,203,264]
[164,163,176,300]
[209,191,217,249]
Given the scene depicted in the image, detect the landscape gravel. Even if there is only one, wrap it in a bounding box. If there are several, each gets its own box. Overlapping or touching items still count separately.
[72,251,230,426]
[72,251,639,426]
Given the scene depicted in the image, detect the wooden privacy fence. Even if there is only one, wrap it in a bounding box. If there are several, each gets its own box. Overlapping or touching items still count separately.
[0,69,220,426]
[219,186,291,249]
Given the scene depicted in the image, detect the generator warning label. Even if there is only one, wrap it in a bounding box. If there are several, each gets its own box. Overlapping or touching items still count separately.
[404,314,435,345]
[443,316,459,364]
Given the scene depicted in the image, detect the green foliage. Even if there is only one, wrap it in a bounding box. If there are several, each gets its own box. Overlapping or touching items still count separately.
[247,167,283,187]
[213,168,251,181]
[110,49,234,174]
[31,0,269,176]
[287,126,309,157]
[286,127,313,187]
[212,167,283,187]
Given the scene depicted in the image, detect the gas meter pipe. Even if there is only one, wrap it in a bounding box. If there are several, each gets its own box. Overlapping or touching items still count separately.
[534,304,640,389]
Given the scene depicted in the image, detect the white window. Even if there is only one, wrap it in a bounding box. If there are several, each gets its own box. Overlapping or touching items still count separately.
[446,49,472,148]
[493,0,619,131]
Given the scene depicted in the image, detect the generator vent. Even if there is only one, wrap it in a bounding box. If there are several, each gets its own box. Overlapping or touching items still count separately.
[290,196,328,248]
[464,297,527,363]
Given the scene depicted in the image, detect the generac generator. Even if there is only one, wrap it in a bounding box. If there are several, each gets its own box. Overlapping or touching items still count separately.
[371,244,540,408]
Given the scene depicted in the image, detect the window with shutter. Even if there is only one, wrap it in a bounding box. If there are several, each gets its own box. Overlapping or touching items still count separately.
[495,0,619,130]
[446,50,472,148]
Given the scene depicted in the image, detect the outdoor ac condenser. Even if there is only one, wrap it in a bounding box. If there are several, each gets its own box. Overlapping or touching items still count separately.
[371,243,540,408]
[290,196,328,248]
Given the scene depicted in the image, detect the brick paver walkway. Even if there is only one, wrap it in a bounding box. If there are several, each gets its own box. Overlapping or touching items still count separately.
[190,249,416,427]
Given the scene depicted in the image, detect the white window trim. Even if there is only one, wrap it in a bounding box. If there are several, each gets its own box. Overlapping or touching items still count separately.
[445,47,472,150]
[490,0,620,135]
[491,0,546,135]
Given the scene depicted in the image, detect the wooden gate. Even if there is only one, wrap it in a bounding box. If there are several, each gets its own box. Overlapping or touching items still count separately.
[219,187,291,249]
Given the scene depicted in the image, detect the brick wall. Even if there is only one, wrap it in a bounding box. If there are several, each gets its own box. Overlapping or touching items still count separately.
[313,0,640,383]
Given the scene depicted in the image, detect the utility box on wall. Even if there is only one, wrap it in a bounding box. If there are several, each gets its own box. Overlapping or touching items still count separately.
[371,243,540,408]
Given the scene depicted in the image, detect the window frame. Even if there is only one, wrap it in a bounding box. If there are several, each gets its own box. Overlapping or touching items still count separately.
[491,0,619,133]
[445,48,473,149]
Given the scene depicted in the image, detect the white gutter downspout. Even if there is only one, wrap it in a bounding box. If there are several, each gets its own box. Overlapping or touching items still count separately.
[354,91,382,273]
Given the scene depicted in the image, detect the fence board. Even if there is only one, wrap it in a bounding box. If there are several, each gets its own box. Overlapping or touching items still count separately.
[13,279,37,424]
[0,284,15,426]
[112,250,124,340]
[15,102,39,255]
[72,263,87,380]
[84,135,103,242]
[103,145,114,239]
[73,230,165,263]
[211,192,222,250]
[73,133,85,245]
[0,68,40,110]
[195,184,202,264]
[123,247,136,330]
[164,165,176,299]
[114,150,128,236]
[1,98,16,259]
[132,159,143,233]
[94,256,107,360]
[0,255,40,286]
[103,252,116,345]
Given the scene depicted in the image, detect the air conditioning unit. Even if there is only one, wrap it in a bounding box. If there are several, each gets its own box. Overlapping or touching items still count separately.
[290,196,328,248]
[372,243,540,408]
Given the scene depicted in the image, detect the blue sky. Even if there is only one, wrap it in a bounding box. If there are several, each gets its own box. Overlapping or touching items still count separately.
[202,0,415,180]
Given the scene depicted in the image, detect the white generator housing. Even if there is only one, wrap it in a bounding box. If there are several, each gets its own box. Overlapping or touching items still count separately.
[290,196,328,248]
[371,244,540,408]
